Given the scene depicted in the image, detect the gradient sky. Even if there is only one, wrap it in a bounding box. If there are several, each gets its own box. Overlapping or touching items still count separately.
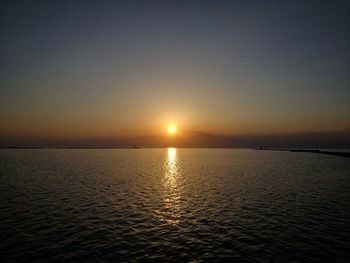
[1,0,349,146]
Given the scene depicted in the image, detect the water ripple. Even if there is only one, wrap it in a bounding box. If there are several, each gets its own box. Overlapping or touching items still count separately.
[0,149,349,262]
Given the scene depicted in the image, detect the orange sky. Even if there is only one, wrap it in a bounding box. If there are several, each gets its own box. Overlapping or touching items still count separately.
[1,1,349,147]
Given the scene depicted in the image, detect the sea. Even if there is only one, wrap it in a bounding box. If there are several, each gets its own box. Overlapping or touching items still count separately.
[0,149,349,262]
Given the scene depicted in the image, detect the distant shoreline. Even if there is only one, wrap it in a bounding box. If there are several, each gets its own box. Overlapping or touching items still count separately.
[0,147,349,158]
[257,148,350,158]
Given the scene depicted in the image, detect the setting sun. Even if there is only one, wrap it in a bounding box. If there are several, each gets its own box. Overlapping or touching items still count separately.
[167,126,177,135]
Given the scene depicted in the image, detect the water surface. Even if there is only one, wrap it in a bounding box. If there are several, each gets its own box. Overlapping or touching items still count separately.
[0,149,349,262]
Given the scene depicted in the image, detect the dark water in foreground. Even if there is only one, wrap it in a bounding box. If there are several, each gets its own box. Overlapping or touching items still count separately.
[0,149,349,262]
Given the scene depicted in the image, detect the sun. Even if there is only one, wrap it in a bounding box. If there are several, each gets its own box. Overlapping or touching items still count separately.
[167,125,177,135]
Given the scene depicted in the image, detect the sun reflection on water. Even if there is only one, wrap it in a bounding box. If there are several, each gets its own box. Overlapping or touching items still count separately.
[166,148,177,178]
[157,148,182,225]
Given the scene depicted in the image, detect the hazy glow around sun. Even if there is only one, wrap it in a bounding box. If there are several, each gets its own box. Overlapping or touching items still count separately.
[167,125,177,135]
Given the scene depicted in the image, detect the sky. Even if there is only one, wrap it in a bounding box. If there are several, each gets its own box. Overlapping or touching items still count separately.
[1,0,349,147]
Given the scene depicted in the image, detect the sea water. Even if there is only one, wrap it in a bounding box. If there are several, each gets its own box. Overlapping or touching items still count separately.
[0,149,349,262]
